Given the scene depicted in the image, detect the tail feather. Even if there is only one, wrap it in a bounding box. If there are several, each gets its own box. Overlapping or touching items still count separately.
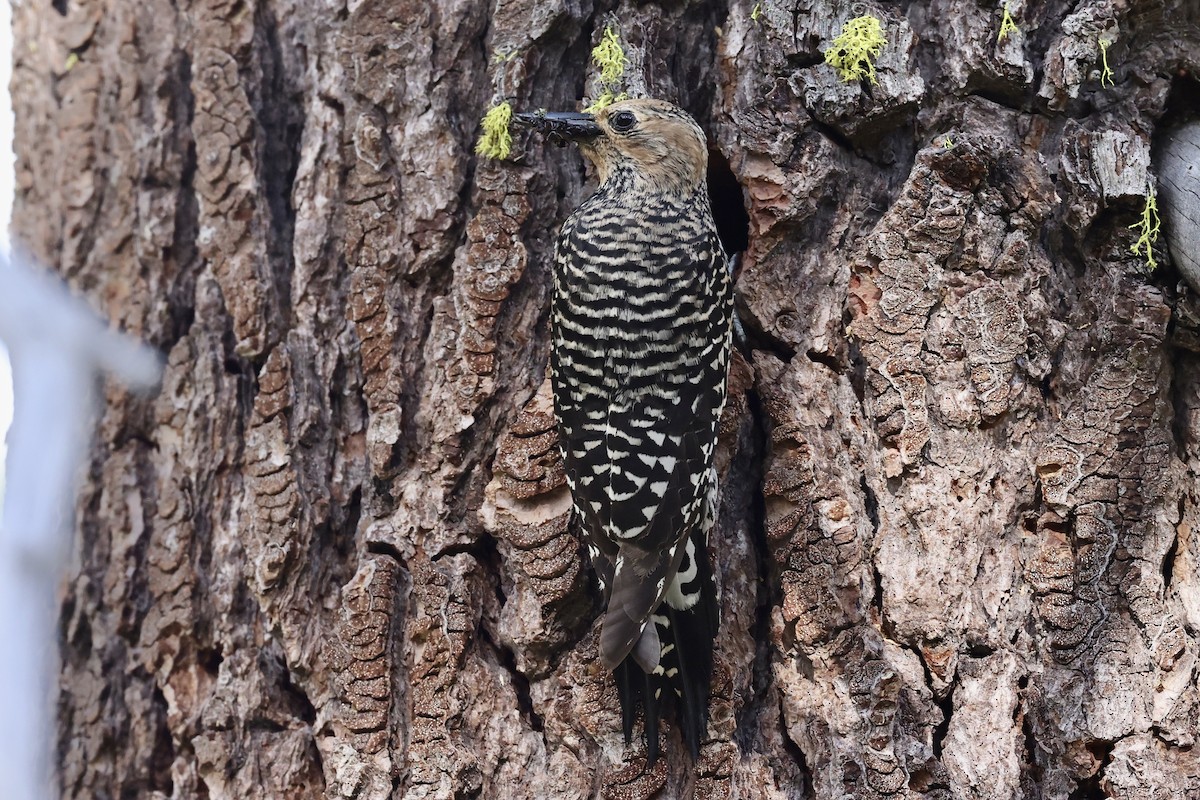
[665,600,714,759]
[615,659,638,744]
[611,527,717,764]
[643,667,661,764]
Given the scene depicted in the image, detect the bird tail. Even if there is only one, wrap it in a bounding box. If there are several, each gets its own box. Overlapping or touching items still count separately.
[615,526,718,763]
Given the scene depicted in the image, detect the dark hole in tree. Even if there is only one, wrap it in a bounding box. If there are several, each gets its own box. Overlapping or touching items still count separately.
[1066,739,1114,800]
[707,146,750,258]
[52,0,68,15]
[1163,527,1179,587]
[1159,73,1200,131]
[198,645,224,675]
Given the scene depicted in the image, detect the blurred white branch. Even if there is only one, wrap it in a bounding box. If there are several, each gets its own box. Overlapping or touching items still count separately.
[0,249,160,800]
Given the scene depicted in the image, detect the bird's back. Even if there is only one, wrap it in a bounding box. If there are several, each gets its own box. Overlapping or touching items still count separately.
[552,173,731,551]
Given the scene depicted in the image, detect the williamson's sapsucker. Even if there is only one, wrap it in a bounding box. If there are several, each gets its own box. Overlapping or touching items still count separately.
[516,98,734,763]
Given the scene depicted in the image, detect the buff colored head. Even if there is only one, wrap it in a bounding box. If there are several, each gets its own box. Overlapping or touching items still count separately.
[516,98,708,193]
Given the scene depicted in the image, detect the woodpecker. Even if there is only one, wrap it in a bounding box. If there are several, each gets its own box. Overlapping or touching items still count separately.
[515,99,733,762]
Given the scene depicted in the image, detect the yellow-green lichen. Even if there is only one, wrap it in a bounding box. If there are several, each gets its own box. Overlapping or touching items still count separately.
[586,25,629,112]
[476,101,514,160]
[592,25,627,87]
[825,15,887,84]
[1129,192,1161,270]
[1098,36,1115,88]
[583,91,629,114]
[751,3,762,22]
[941,136,955,149]
[997,4,1019,42]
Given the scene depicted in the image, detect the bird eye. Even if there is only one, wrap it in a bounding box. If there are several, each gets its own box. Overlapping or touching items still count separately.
[609,110,637,133]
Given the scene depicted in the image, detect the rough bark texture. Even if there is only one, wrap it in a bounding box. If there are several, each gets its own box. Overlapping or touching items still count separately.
[11,0,1200,797]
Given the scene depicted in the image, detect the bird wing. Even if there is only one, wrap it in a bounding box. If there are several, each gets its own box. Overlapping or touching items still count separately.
[562,392,715,668]
[563,391,713,540]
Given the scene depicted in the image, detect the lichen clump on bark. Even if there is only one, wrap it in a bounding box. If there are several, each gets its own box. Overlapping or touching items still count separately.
[1099,36,1116,87]
[476,101,514,160]
[825,15,887,84]
[585,25,629,112]
[997,4,1019,42]
[1129,192,1161,270]
[592,25,627,85]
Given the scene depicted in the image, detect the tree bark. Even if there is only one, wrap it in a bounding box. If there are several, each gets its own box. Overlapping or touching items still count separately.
[11,0,1200,797]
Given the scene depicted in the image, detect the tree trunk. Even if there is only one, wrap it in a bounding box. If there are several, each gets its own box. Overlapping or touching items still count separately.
[11,0,1200,797]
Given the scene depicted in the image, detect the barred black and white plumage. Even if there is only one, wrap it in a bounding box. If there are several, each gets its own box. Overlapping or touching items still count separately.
[515,99,733,762]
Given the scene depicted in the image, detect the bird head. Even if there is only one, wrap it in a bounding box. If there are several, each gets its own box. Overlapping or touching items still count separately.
[516,98,708,194]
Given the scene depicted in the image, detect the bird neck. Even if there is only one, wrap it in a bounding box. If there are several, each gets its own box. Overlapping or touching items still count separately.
[596,162,705,205]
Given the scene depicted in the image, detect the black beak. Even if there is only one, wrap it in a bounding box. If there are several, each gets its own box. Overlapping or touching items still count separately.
[514,111,602,146]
